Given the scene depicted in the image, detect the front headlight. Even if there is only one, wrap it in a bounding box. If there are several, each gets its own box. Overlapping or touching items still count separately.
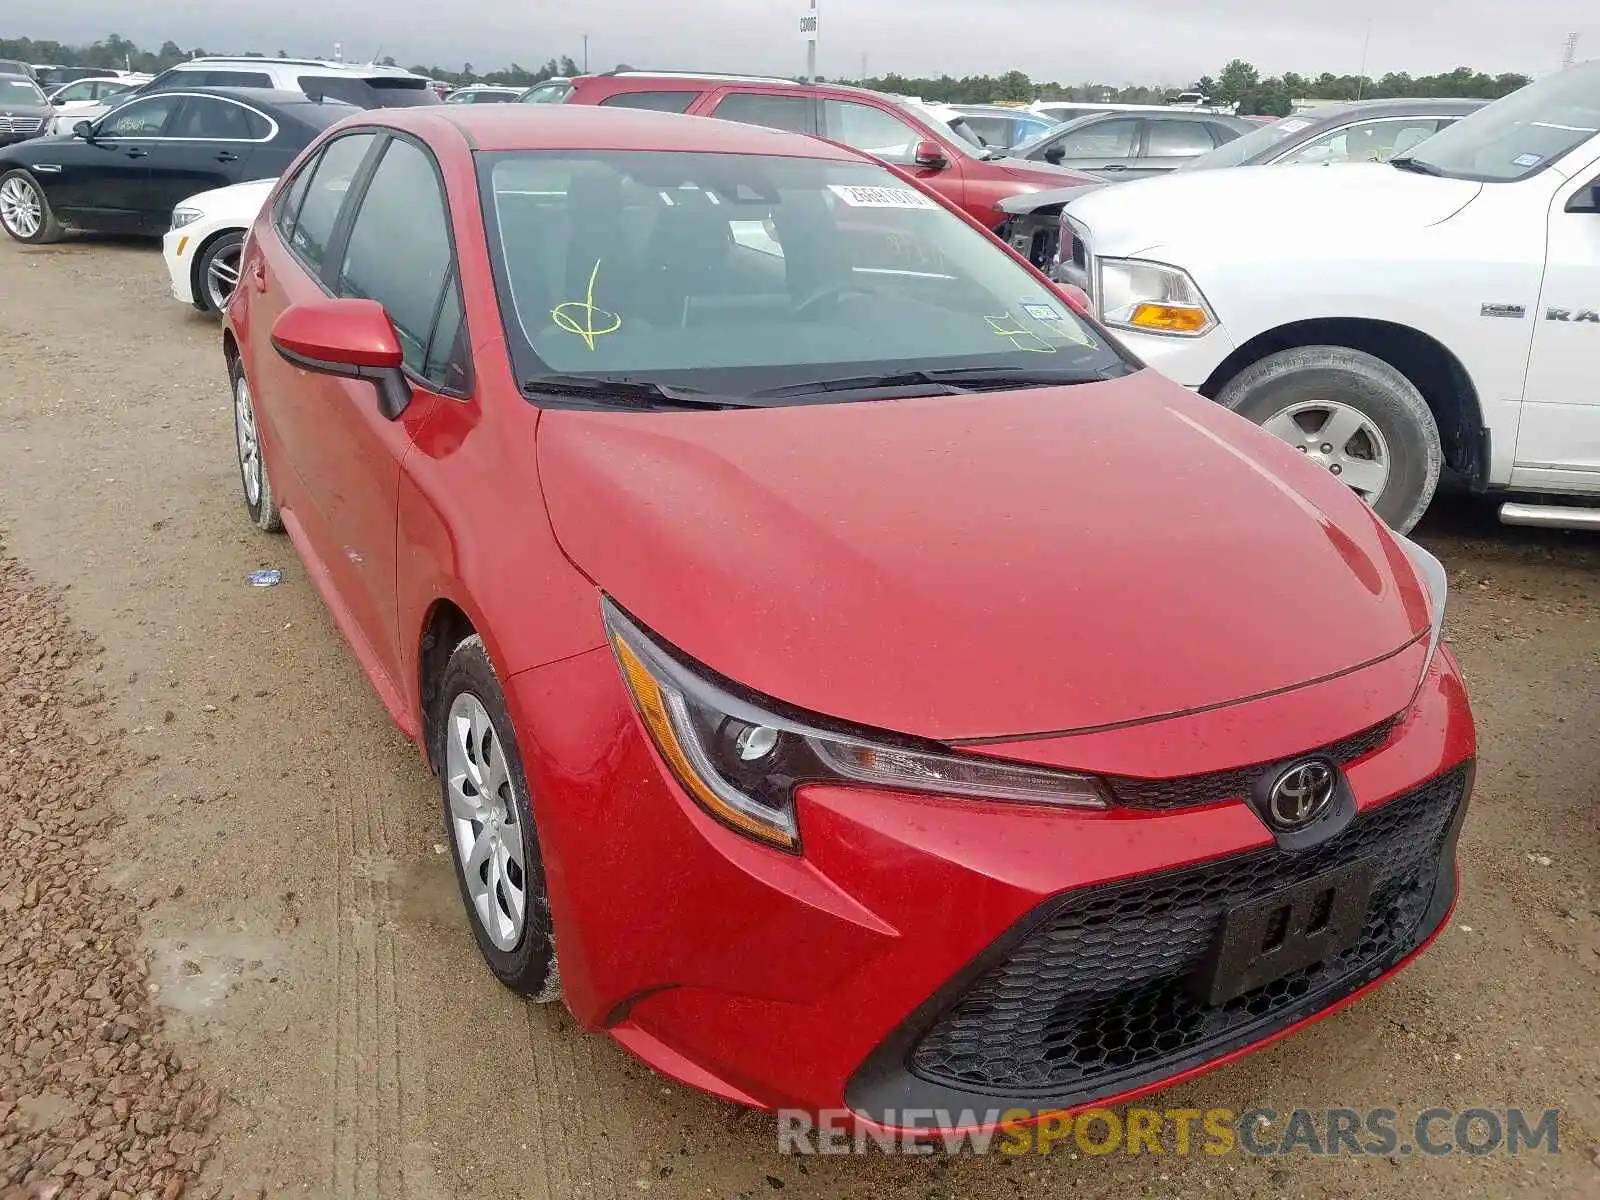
[603,599,1110,853]
[170,207,202,231]
[1097,257,1216,336]
[1392,532,1449,697]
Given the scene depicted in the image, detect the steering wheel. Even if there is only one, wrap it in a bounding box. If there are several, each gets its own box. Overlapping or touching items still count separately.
[792,282,875,318]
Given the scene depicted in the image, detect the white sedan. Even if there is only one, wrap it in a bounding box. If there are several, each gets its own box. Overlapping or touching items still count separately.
[162,177,275,315]
[44,74,149,135]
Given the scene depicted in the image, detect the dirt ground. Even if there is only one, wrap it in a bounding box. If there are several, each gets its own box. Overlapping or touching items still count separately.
[0,234,1596,1200]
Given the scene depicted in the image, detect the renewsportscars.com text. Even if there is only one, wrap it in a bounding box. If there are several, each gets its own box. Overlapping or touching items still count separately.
[778,1107,1562,1157]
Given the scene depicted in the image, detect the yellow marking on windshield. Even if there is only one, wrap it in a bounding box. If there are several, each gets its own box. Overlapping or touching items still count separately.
[984,314,1058,353]
[552,259,622,350]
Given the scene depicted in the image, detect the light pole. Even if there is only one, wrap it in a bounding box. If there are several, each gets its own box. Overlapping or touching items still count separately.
[803,0,818,82]
[583,34,589,74]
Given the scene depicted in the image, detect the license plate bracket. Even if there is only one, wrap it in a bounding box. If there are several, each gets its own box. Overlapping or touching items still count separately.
[1192,860,1375,1007]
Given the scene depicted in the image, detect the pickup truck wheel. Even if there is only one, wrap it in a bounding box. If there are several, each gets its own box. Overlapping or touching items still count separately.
[1217,345,1441,533]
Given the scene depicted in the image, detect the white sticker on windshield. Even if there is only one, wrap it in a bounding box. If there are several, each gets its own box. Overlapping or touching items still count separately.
[1512,153,1543,168]
[1021,303,1064,322]
[827,184,939,210]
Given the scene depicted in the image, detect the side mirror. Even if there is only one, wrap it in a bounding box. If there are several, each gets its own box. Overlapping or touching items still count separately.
[1043,144,1066,165]
[51,96,65,106]
[911,140,948,170]
[1053,281,1092,315]
[271,299,412,420]
[72,120,94,139]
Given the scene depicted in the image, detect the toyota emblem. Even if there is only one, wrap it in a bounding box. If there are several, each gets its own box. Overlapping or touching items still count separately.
[1266,760,1337,830]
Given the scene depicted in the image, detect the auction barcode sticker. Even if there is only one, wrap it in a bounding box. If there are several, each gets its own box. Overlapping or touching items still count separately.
[828,184,939,210]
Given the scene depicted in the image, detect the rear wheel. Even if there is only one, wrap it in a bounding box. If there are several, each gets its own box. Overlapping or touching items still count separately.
[0,170,64,244]
[229,356,282,533]
[194,230,245,315]
[1216,345,1441,533]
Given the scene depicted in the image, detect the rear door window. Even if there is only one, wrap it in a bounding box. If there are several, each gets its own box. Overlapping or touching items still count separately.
[283,132,378,275]
[599,90,698,113]
[1144,119,1217,158]
[196,70,273,88]
[169,96,271,140]
[711,92,816,134]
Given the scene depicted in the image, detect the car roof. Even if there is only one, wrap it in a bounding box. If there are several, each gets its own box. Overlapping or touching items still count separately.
[370,102,865,159]
[177,56,423,79]
[1292,97,1488,122]
[160,86,362,113]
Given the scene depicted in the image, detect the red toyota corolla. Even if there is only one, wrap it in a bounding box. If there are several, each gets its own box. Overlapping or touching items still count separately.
[223,104,1474,1134]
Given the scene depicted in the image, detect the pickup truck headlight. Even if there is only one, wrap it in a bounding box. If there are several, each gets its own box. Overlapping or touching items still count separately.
[1392,532,1449,700]
[170,207,203,231]
[604,599,1110,853]
[1097,257,1216,336]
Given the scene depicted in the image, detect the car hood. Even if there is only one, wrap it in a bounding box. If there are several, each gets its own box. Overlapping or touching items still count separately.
[989,157,1103,188]
[997,182,1107,215]
[181,176,277,219]
[537,379,1429,742]
[1064,162,1483,257]
[0,103,50,118]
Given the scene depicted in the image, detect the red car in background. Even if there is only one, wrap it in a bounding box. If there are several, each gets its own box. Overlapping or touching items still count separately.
[223,103,1474,1134]
[549,70,1102,229]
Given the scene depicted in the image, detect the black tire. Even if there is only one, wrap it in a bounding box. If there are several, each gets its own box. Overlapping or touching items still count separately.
[437,635,561,1002]
[0,169,64,244]
[227,355,282,533]
[1216,345,1442,533]
[193,229,245,315]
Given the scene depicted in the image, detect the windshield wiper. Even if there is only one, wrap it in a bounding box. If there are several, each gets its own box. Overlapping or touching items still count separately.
[748,366,1116,399]
[521,373,758,410]
[1390,156,1446,177]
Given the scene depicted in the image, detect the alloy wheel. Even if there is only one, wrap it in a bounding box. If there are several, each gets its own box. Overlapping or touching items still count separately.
[205,242,242,311]
[233,373,261,507]
[1260,399,1391,503]
[0,176,42,240]
[445,692,528,951]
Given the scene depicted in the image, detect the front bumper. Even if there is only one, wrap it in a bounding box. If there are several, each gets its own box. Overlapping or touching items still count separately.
[506,643,1475,1131]
[162,227,194,304]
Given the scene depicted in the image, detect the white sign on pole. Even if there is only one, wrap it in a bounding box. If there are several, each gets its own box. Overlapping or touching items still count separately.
[799,8,819,41]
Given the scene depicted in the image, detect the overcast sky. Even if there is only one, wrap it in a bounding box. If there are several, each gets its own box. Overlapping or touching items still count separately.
[21,0,1596,83]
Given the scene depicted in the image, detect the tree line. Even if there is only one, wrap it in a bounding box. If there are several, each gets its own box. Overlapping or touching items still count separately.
[0,34,1535,112]
[841,59,1531,116]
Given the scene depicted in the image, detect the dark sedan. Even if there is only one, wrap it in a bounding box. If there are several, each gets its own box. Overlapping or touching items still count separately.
[1007,109,1255,177]
[0,87,358,243]
[0,73,52,148]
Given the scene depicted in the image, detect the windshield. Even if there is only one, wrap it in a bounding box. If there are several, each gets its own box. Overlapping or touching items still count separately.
[0,77,46,105]
[1178,115,1314,170]
[1399,62,1600,181]
[480,150,1128,401]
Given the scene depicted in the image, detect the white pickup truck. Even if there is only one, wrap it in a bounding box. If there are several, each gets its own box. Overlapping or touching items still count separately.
[1054,61,1600,532]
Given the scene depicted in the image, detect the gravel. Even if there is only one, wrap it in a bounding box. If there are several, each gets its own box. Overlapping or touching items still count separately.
[0,545,220,1200]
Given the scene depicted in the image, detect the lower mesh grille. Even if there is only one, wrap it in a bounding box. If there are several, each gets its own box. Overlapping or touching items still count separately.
[907,767,1466,1100]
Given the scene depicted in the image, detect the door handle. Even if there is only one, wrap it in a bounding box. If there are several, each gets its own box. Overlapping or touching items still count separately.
[215,151,239,163]
[124,147,148,159]
[1099,164,1129,171]
[249,260,267,293]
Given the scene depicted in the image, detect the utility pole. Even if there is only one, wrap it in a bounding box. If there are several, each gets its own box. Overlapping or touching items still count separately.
[1561,31,1580,70]
[1356,19,1371,99]
[582,34,589,74]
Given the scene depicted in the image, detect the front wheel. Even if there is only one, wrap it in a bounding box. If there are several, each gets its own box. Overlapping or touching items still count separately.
[1216,345,1442,533]
[194,230,245,315]
[438,635,561,1002]
[0,170,64,244]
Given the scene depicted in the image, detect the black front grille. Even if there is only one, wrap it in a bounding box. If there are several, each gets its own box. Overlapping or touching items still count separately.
[903,767,1467,1103]
[1108,717,1399,811]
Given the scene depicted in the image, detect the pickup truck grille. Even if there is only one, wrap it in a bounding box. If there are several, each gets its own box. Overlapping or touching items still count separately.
[0,115,45,135]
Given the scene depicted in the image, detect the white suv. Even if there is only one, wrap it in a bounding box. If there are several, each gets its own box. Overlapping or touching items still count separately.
[1058,61,1600,533]
[60,57,437,129]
